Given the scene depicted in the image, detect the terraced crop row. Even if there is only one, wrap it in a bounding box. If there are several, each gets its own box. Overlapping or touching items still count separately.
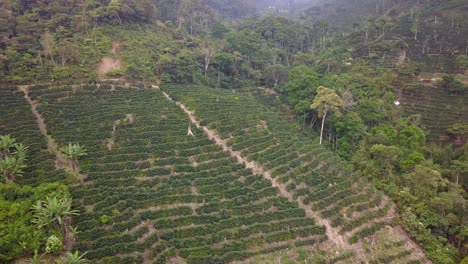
[0,87,66,185]
[163,84,427,263]
[28,84,327,263]
[401,85,468,141]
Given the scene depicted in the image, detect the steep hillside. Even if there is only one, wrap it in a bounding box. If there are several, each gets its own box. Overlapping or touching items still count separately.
[289,0,468,144]
[399,79,468,142]
[1,0,467,262]
[162,84,429,263]
[1,83,429,263]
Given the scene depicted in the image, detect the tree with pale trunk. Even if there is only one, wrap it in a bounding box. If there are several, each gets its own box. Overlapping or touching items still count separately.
[310,86,344,145]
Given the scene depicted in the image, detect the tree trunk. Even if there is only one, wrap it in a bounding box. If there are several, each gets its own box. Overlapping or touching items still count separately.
[302,113,306,131]
[310,115,317,128]
[117,13,122,24]
[319,111,327,145]
[38,51,43,67]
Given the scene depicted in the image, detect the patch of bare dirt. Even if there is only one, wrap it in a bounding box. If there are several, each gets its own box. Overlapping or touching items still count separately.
[98,57,122,77]
[456,70,468,86]
[98,40,122,78]
[112,41,120,55]
[125,113,135,124]
[189,156,198,168]
[394,225,429,261]
[106,114,135,150]
[166,256,186,264]
[257,87,278,95]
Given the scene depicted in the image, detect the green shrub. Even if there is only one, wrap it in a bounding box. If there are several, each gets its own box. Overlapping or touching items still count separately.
[45,235,63,254]
[100,215,110,224]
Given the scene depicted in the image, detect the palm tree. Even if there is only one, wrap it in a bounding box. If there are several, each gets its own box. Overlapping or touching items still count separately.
[0,135,16,157]
[14,143,28,162]
[60,143,87,171]
[31,196,80,248]
[0,136,27,183]
[0,156,26,183]
[57,251,88,264]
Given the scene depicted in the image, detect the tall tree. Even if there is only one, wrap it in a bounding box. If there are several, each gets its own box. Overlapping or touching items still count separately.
[40,31,57,66]
[310,86,344,145]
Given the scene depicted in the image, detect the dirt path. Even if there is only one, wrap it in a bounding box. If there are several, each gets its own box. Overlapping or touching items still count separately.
[21,87,69,168]
[98,41,122,78]
[20,86,87,184]
[98,57,122,77]
[160,90,354,253]
[160,88,432,263]
[16,83,428,262]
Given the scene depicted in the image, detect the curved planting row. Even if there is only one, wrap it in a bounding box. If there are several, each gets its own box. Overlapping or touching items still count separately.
[0,87,66,185]
[162,84,428,263]
[401,85,468,141]
[29,84,326,263]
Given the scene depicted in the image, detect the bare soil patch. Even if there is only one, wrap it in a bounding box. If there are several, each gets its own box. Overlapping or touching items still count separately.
[98,57,122,77]
[98,40,122,78]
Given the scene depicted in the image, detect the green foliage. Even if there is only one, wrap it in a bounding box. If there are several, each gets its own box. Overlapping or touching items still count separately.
[0,185,43,262]
[0,135,28,183]
[57,251,89,264]
[60,143,87,160]
[352,112,465,263]
[60,143,87,171]
[0,179,70,262]
[311,86,344,144]
[310,86,344,119]
[441,75,465,94]
[0,0,467,262]
[0,156,27,183]
[31,195,79,230]
[100,215,110,225]
[447,123,468,141]
[455,55,468,72]
[287,65,320,114]
[25,250,46,264]
[45,235,63,254]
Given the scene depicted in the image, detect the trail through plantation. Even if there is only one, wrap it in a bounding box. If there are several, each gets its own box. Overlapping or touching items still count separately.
[160,90,354,254]
[21,86,87,184]
[160,87,430,263]
[12,83,429,262]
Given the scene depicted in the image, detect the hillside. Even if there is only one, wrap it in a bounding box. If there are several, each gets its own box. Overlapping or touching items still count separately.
[287,0,468,143]
[0,83,429,263]
[0,0,467,263]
